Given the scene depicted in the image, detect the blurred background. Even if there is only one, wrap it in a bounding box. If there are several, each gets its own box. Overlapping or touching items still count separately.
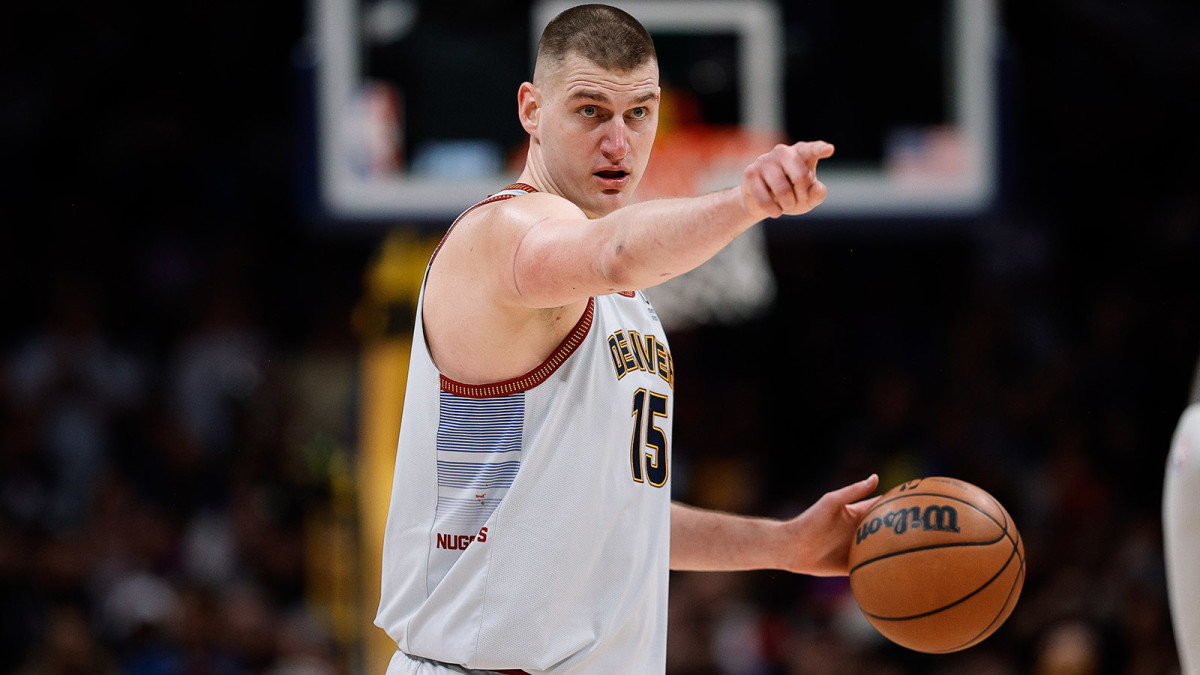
[1,0,1198,674]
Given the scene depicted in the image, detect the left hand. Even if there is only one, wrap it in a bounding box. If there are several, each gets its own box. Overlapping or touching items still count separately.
[781,474,880,576]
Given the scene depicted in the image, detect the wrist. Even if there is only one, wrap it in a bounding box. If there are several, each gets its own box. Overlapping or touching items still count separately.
[773,518,809,573]
[716,185,764,231]
[748,516,802,573]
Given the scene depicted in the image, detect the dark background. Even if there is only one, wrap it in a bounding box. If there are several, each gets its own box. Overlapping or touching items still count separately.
[1,1,1198,673]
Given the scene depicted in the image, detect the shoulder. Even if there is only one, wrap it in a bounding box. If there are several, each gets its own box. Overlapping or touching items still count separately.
[429,188,588,301]
[458,190,587,237]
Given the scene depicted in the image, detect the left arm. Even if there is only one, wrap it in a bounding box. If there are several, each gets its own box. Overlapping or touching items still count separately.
[669,474,879,576]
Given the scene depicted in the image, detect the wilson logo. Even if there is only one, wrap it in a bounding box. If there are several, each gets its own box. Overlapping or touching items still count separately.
[856,504,960,545]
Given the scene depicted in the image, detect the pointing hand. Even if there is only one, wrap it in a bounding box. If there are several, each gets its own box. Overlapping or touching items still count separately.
[741,141,835,221]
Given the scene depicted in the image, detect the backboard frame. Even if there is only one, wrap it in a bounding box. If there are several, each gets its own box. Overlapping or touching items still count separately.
[311,0,999,222]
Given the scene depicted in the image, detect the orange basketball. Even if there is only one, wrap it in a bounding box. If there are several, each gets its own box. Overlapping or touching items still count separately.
[847,476,1026,653]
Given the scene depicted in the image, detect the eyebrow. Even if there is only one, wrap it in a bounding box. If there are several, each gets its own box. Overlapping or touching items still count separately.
[568,90,658,105]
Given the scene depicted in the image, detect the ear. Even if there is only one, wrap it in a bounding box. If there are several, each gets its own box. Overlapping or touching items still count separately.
[518,82,540,137]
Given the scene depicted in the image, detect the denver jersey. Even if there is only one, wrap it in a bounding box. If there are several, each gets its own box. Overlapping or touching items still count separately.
[375,185,674,674]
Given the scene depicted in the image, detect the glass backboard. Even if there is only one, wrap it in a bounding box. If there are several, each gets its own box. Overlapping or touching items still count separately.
[310,0,998,223]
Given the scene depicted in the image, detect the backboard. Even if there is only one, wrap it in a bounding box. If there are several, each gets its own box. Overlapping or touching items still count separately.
[310,0,999,224]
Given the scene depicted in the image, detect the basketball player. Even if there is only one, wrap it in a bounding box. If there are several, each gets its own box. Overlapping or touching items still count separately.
[375,5,880,673]
[1164,353,1200,674]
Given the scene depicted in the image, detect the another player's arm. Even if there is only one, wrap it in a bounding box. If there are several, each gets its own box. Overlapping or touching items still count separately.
[490,142,834,310]
[669,475,879,576]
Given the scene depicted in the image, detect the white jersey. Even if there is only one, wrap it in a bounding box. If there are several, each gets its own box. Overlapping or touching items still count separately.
[376,185,675,674]
[1165,402,1200,674]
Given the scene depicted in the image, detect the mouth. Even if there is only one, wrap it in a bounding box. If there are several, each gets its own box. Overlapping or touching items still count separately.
[593,169,631,192]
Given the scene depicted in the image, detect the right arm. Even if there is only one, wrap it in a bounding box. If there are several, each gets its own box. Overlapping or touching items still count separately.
[499,140,835,309]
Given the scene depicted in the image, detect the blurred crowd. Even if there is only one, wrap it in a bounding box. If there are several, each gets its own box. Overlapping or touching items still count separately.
[2,0,1199,674]
[0,254,357,674]
[3,215,1196,675]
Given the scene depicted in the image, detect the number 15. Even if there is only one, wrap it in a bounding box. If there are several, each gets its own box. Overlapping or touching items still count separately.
[630,388,668,487]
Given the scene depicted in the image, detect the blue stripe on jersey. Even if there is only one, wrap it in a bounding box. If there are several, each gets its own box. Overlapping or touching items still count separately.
[437,392,524,455]
[436,461,521,489]
[435,392,524,527]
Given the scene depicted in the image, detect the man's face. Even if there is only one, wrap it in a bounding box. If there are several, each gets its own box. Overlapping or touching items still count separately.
[531,53,660,218]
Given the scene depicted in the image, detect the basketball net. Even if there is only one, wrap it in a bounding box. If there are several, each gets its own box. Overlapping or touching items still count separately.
[635,125,784,332]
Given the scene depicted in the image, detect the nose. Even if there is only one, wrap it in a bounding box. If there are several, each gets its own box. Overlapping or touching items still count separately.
[599,118,630,162]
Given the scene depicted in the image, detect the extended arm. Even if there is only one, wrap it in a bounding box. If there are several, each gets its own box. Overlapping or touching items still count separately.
[421,141,833,384]
[502,141,835,309]
[669,474,879,576]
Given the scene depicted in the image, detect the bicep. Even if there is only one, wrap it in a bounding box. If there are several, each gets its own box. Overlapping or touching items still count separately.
[492,196,621,309]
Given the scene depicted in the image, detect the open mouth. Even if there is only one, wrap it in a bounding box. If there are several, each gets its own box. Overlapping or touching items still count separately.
[594,170,629,180]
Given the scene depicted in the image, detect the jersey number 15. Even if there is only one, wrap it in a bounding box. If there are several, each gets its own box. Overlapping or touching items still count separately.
[630,388,668,487]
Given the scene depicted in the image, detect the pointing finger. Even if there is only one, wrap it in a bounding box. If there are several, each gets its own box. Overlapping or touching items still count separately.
[801,141,835,171]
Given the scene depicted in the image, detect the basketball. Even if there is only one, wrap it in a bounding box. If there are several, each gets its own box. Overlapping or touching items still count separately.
[847,476,1026,653]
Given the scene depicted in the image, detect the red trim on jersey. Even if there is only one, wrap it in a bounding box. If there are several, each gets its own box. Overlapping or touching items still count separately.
[503,183,538,193]
[617,290,636,297]
[440,297,595,398]
[430,183,538,261]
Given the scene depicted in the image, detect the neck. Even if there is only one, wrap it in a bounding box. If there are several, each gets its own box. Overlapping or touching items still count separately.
[517,142,553,196]
[516,146,605,219]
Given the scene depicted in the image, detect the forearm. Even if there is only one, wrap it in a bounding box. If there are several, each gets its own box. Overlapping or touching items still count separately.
[507,187,757,309]
[593,137,831,291]
[595,187,757,292]
[669,474,879,577]
[669,502,795,572]
[508,141,832,309]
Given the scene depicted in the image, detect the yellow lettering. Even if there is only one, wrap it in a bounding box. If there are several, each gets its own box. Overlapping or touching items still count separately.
[608,330,672,388]
[656,341,671,388]
[642,336,657,374]
[627,331,648,370]
[607,334,628,378]
[617,332,639,371]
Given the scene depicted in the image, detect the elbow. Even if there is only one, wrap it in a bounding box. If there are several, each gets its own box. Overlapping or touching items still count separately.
[598,242,641,292]
[602,244,676,291]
